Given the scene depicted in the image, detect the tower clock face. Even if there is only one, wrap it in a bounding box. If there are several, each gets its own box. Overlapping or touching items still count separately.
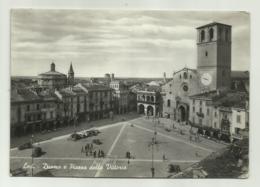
[201,73,212,86]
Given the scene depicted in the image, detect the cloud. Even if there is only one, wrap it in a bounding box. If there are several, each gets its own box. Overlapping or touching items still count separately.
[11,10,250,77]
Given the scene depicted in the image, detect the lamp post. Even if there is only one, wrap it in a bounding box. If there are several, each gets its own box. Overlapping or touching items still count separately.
[30,134,34,176]
[151,137,155,178]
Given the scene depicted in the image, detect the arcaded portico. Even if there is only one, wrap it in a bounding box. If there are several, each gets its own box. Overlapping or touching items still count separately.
[136,87,162,117]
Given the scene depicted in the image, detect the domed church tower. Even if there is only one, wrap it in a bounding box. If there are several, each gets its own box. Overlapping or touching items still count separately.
[68,62,74,86]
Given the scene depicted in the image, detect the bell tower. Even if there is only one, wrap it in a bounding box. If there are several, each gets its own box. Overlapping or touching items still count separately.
[68,62,74,86]
[196,22,231,91]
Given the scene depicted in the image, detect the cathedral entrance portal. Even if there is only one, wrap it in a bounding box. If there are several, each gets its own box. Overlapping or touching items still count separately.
[177,104,188,122]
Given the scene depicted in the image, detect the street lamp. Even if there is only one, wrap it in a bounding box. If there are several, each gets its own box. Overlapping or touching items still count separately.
[151,137,155,178]
[30,134,34,176]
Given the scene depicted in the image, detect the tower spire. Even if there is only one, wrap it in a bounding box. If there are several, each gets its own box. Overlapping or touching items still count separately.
[68,62,75,86]
[68,62,74,74]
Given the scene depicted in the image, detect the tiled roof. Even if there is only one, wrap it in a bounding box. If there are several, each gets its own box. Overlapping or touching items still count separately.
[39,70,66,77]
[196,22,231,29]
[81,83,112,91]
[58,88,77,97]
[231,71,249,79]
[11,88,41,103]
[190,90,248,109]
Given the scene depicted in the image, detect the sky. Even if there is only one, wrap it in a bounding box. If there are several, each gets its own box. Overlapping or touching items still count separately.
[11,10,250,78]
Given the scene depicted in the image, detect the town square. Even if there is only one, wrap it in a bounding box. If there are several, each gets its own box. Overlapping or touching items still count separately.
[9,10,249,178]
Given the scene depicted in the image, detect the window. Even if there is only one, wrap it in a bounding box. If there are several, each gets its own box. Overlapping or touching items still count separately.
[183,72,187,79]
[190,75,192,79]
[193,106,195,112]
[193,99,195,105]
[36,104,40,110]
[209,28,214,40]
[179,74,182,79]
[205,51,208,57]
[50,111,53,119]
[222,70,225,77]
[199,100,202,105]
[27,105,30,111]
[237,115,241,123]
[214,122,217,128]
[200,30,205,41]
[225,29,229,41]
[167,99,171,107]
[199,119,202,125]
[169,92,172,94]
[207,108,209,116]
[235,128,240,134]
[215,112,217,117]
[199,108,202,113]
[37,114,41,120]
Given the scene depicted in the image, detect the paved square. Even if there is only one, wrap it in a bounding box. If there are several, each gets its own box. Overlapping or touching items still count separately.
[10,117,226,178]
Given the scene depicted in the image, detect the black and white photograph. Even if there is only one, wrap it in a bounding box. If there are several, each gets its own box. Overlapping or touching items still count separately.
[9,9,250,178]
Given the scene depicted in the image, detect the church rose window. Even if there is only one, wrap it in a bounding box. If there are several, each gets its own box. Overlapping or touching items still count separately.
[183,85,188,92]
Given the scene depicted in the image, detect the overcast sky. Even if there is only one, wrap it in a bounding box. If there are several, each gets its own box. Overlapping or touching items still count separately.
[11,10,250,78]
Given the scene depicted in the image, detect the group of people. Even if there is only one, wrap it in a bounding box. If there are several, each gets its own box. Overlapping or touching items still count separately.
[81,143,94,155]
[81,143,105,158]
[189,134,200,142]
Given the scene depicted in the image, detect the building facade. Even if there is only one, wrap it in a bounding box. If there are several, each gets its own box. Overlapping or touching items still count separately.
[137,86,162,117]
[189,91,249,141]
[109,80,129,114]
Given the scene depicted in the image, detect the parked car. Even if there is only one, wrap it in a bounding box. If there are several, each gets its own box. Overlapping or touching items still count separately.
[86,129,100,137]
[168,164,181,173]
[18,142,32,150]
[32,147,43,157]
[92,139,102,145]
[10,168,27,176]
[70,133,82,141]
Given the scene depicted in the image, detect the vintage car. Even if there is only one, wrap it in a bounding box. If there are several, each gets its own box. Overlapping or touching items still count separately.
[70,133,82,141]
[92,139,102,145]
[18,142,32,150]
[32,147,43,157]
[10,168,27,176]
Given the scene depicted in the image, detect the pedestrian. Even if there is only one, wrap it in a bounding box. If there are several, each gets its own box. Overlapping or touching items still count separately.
[163,154,166,161]
[127,159,130,165]
[93,150,96,158]
[81,146,84,153]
